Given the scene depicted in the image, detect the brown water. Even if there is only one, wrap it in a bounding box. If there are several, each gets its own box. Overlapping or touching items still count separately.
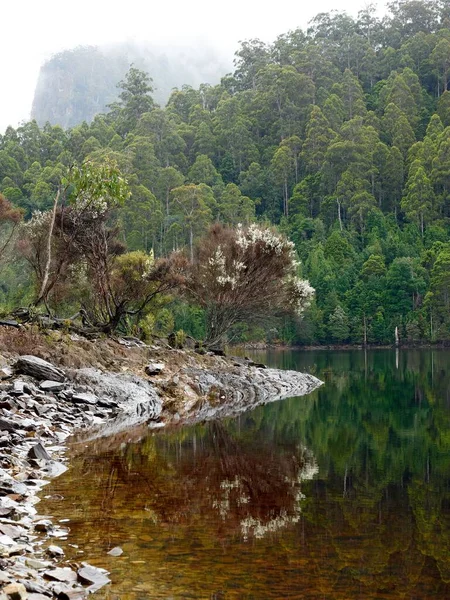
[40,350,450,599]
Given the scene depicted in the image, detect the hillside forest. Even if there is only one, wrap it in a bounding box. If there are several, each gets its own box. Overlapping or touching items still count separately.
[2,0,450,346]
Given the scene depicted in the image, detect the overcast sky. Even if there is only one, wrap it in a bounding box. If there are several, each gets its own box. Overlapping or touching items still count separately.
[1,0,386,133]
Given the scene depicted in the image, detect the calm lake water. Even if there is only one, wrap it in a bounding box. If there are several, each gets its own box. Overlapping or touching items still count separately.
[40,349,450,599]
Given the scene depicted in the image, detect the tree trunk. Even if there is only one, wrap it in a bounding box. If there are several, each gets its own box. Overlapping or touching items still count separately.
[35,187,61,307]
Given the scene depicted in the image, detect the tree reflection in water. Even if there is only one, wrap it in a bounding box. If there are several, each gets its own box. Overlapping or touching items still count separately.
[40,349,450,599]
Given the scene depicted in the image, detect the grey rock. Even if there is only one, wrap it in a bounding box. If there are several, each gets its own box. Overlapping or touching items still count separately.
[0,368,13,381]
[39,381,65,393]
[71,393,96,406]
[145,362,164,376]
[34,519,53,533]
[46,545,64,557]
[15,356,65,383]
[0,419,18,432]
[107,546,123,556]
[25,557,52,570]
[28,443,51,462]
[77,564,110,593]
[44,567,78,583]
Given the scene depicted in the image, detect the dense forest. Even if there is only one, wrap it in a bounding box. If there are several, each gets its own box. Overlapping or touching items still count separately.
[2,0,450,346]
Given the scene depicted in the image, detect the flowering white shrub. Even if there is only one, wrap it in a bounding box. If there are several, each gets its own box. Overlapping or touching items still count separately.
[188,223,315,346]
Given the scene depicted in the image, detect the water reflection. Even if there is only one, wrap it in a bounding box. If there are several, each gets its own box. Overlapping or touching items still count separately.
[41,350,450,599]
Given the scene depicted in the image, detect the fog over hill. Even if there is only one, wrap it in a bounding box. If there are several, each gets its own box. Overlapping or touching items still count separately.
[31,42,232,128]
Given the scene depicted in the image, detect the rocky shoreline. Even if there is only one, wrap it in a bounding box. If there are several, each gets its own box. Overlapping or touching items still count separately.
[0,335,322,599]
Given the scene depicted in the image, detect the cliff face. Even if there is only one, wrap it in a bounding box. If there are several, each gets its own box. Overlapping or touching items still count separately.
[31,43,231,128]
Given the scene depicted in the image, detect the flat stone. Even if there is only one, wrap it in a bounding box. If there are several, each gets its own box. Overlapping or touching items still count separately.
[0,523,23,539]
[15,356,65,383]
[77,564,110,593]
[39,381,65,393]
[44,567,78,583]
[71,393,96,406]
[107,546,123,556]
[145,362,164,376]
[25,557,52,570]
[28,443,51,462]
[28,595,50,600]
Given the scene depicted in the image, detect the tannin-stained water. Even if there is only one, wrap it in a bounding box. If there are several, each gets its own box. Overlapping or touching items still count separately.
[39,349,450,599]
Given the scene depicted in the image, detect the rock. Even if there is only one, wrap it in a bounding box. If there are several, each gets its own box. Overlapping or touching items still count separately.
[145,362,164,376]
[46,545,64,557]
[27,595,50,600]
[25,557,51,570]
[0,571,10,583]
[0,419,18,433]
[70,393,96,406]
[39,381,65,393]
[77,564,110,593]
[209,347,226,356]
[10,381,25,396]
[0,523,23,540]
[55,589,87,600]
[2,583,27,600]
[15,356,65,383]
[107,546,123,556]
[27,444,51,462]
[0,368,13,381]
[33,519,53,533]
[44,567,77,583]
[42,462,68,478]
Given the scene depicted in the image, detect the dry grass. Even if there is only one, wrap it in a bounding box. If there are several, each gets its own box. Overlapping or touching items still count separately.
[0,325,150,371]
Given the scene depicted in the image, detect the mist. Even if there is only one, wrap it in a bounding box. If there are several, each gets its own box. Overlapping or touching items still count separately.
[1,0,387,133]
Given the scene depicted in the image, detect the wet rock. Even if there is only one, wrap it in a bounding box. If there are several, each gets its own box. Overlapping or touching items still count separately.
[2,582,27,600]
[27,444,50,462]
[107,546,123,557]
[46,545,64,557]
[77,564,110,593]
[39,381,65,393]
[145,362,164,376]
[15,357,65,383]
[33,519,53,533]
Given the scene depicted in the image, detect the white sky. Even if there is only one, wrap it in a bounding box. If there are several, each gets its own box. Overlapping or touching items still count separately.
[1,0,386,134]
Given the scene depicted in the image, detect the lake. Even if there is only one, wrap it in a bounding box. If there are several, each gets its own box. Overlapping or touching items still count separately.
[40,349,450,599]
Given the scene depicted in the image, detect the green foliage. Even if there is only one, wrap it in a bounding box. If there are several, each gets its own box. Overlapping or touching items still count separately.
[4,2,450,342]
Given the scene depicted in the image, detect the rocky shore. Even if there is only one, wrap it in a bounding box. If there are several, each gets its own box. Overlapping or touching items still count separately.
[0,330,322,598]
